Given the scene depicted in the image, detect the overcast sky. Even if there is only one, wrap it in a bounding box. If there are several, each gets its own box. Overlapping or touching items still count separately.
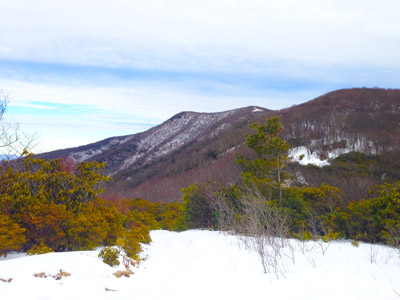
[1,0,399,153]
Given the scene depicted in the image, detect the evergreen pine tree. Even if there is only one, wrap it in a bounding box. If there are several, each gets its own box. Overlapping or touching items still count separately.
[236,116,290,203]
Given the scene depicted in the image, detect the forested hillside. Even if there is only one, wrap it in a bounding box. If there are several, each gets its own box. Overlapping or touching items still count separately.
[39,88,400,203]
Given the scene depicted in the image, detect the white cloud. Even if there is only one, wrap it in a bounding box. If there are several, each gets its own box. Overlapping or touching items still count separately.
[1,0,399,73]
[2,78,311,117]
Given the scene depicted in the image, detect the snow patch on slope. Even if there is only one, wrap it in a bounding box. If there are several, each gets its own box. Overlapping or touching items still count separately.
[290,146,330,167]
[290,144,374,167]
[252,107,264,113]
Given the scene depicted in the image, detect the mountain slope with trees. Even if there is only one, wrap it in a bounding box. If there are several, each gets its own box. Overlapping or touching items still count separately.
[40,88,400,202]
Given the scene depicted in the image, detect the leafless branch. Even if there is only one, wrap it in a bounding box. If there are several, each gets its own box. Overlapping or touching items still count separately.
[0,89,39,158]
[230,187,292,278]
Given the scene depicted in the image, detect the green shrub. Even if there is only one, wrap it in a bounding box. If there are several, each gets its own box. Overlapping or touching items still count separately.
[294,230,313,241]
[331,182,400,243]
[321,229,339,243]
[157,203,185,231]
[118,224,151,264]
[126,198,185,231]
[66,203,109,250]
[98,247,120,266]
[27,243,53,255]
[182,182,222,229]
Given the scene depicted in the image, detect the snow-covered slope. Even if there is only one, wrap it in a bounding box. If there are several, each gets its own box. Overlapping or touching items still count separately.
[40,106,267,176]
[117,110,238,172]
[1,230,399,300]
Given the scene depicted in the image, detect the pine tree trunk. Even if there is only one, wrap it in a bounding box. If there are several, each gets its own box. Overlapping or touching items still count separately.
[277,156,282,203]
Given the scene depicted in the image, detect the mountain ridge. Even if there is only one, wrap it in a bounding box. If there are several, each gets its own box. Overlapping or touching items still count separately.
[40,88,400,202]
[41,106,270,177]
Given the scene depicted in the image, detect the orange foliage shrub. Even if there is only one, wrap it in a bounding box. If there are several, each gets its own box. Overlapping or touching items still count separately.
[0,154,183,259]
[0,213,26,256]
[0,154,113,254]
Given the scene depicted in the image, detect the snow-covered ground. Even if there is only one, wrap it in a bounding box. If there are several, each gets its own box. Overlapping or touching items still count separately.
[1,230,400,300]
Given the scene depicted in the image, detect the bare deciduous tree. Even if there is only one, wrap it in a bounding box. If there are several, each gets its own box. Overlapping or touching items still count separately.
[211,190,237,233]
[0,90,38,158]
[228,188,292,278]
[386,222,400,257]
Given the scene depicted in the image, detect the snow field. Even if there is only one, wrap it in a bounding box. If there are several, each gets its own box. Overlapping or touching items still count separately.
[1,230,400,300]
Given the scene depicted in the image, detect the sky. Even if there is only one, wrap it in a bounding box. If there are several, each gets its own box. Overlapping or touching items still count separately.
[0,0,399,153]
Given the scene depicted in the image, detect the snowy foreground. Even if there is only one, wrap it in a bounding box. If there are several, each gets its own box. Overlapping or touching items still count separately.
[1,230,400,300]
